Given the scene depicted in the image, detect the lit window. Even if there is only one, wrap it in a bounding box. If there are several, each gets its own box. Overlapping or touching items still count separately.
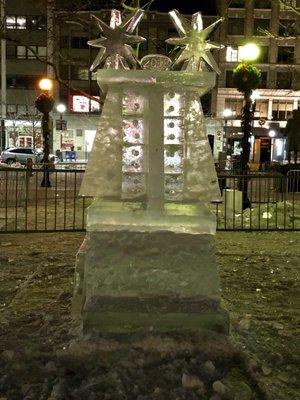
[272,101,293,120]
[37,46,47,59]
[226,47,238,62]
[16,16,26,29]
[16,46,47,60]
[91,98,100,112]
[17,46,26,59]
[225,98,243,117]
[71,96,100,113]
[27,47,36,59]
[255,100,268,118]
[226,46,246,62]
[6,15,27,29]
[6,16,16,29]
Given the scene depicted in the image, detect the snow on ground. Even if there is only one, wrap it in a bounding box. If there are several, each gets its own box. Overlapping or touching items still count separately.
[0,232,299,399]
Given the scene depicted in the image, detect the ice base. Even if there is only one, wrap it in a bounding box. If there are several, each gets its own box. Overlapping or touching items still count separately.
[87,199,216,235]
[73,230,229,335]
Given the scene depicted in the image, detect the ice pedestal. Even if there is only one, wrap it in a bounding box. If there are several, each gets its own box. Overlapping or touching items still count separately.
[74,199,229,334]
[80,230,228,334]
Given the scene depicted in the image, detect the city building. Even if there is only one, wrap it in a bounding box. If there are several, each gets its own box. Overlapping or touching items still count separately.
[1,1,222,160]
[2,1,299,164]
[215,0,300,165]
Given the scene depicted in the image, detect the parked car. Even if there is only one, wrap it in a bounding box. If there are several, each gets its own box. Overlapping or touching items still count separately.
[0,147,57,165]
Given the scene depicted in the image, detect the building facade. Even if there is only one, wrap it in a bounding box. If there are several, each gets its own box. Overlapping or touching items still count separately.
[216,0,300,164]
[2,1,299,163]
[0,2,221,159]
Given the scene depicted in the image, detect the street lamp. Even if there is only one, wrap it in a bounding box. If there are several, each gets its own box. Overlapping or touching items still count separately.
[232,43,261,208]
[268,129,276,138]
[240,43,260,62]
[56,103,66,114]
[35,78,54,187]
[223,108,233,154]
[56,103,66,156]
[39,78,53,91]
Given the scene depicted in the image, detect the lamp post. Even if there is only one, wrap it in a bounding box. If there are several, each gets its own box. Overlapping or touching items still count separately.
[56,103,66,154]
[250,89,260,159]
[232,42,261,208]
[35,78,54,187]
[223,108,233,154]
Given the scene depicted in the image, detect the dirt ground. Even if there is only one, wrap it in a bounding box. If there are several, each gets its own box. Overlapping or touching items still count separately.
[0,232,299,400]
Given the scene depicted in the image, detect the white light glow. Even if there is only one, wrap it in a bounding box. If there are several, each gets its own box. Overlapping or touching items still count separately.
[239,43,260,61]
[223,108,233,118]
[269,130,276,138]
[276,139,283,155]
[85,130,96,152]
[5,120,41,128]
[262,212,272,219]
[39,78,52,91]
[250,90,260,102]
[72,96,100,113]
[56,104,66,113]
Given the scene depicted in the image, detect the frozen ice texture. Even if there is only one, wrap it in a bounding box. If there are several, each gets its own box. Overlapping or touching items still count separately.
[86,199,216,235]
[80,70,220,204]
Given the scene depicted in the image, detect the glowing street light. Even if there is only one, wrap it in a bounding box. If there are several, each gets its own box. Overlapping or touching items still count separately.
[269,129,276,138]
[56,103,66,114]
[56,104,66,153]
[240,43,260,62]
[39,78,53,91]
[223,108,233,118]
[35,78,54,187]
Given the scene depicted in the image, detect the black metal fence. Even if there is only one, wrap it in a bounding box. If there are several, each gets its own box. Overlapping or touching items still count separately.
[0,168,299,232]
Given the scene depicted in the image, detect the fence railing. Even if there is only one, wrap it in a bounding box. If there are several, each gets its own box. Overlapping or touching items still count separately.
[0,168,299,232]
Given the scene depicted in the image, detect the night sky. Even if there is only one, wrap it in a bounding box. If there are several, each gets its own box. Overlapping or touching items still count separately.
[84,1,217,15]
[148,0,217,15]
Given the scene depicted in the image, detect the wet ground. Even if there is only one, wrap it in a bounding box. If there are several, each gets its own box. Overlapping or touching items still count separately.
[0,232,299,400]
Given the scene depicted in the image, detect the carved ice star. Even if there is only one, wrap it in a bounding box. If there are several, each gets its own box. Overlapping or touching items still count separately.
[166,9,224,74]
[88,8,146,71]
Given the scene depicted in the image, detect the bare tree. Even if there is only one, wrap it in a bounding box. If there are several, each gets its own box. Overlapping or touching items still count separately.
[0,0,156,104]
[4,99,41,148]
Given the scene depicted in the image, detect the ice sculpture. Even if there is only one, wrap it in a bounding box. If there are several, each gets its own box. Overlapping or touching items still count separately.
[166,10,224,73]
[88,8,146,70]
[73,9,229,335]
[80,9,224,235]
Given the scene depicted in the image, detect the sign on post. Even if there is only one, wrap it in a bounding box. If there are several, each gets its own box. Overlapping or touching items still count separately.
[56,119,67,131]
